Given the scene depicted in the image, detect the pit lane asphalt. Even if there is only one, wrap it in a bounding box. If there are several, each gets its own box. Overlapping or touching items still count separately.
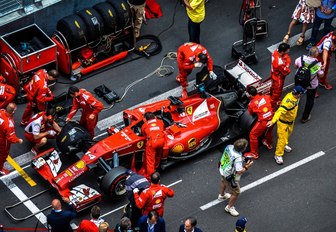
[1,0,336,231]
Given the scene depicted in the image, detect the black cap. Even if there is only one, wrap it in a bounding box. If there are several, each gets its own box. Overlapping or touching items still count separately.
[68,86,79,95]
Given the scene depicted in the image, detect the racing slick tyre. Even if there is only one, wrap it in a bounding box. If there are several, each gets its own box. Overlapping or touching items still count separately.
[107,0,131,29]
[100,166,127,199]
[239,110,257,134]
[57,14,88,49]
[93,2,118,35]
[77,8,105,43]
[56,121,93,155]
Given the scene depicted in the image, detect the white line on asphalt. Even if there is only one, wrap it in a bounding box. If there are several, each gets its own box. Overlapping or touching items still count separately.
[1,175,47,225]
[267,20,336,53]
[100,179,183,218]
[200,151,325,210]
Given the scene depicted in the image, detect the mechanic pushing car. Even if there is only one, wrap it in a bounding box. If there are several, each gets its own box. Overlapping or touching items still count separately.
[21,69,58,126]
[176,42,217,99]
[244,86,274,160]
[66,86,104,138]
[140,112,165,179]
[0,75,16,109]
[24,108,61,155]
[270,43,291,110]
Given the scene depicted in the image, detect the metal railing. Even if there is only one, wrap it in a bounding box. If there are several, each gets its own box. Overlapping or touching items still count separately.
[0,0,21,17]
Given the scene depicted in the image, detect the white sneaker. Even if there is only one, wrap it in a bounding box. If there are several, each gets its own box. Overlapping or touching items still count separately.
[284,145,292,153]
[225,205,239,217]
[274,155,283,165]
[218,193,231,201]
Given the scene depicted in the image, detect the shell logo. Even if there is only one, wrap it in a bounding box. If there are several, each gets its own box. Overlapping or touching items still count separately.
[76,160,86,169]
[187,106,193,115]
[150,123,156,126]
[263,107,268,112]
[137,141,144,149]
[155,199,161,204]
[74,20,80,29]
[171,144,184,153]
[188,138,197,149]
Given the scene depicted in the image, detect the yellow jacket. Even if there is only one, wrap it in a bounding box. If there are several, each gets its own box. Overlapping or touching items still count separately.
[271,92,299,124]
[186,0,205,23]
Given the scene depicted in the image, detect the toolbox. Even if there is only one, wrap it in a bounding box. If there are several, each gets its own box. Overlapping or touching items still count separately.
[0,24,57,74]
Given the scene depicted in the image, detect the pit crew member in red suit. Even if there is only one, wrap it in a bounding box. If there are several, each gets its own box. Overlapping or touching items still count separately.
[66,86,104,138]
[244,86,273,160]
[134,172,174,217]
[0,103,23,175]
[0,75,16,109]
[21,69,58,126]
[270,43,291,110]
[141,112,165,179]
[24,108,61,155]
[316,31,336,90]
[176,42,216,98]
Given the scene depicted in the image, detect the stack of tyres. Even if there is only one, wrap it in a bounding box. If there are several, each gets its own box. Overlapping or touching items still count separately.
[77,8,105,43]
[93,2,118,35]
[107,0,131,30]
[57,15,88,50]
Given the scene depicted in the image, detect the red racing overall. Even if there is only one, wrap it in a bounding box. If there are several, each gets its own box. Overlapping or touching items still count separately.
[134,183,174,216]
[0,83,16,109]
[141,117,165,179]
[248,94,273,157]
[21,69,54,124]
[177,43,213,93]
[67,89,103,138]
[270,50,291,110]
[0,109,20,170]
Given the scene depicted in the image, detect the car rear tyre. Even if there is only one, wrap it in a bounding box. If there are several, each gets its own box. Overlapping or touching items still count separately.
[239,110,257,134]
[100,166,127,199]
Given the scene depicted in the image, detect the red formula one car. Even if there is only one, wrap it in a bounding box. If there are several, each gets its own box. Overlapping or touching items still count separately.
[31,62,268,211]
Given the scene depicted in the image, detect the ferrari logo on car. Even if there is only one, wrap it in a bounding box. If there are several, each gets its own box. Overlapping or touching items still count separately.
[187,106,193,115]
[137,141,144,149]
[75,160,86,169]
[188,138,196,149]
[171,144,184,153]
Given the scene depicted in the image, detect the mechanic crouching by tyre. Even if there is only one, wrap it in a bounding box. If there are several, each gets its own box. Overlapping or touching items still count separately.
[66,86,104,138]
[134,172,174,217]
[21,69,58,126]
[24,108,61,155]
[244,86,274,160]
[125,169,150,227]
[218,138,253,217]
[140,112,165,179]
[176,42,216,99]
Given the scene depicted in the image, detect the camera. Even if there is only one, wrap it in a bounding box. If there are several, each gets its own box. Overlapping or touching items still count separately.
[225,174,238,188]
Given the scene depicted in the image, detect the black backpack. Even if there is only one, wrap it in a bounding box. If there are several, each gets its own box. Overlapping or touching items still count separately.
[294,56,318,88]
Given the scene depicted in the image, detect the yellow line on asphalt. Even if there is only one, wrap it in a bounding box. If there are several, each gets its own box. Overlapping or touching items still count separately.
[6,155,36,187]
